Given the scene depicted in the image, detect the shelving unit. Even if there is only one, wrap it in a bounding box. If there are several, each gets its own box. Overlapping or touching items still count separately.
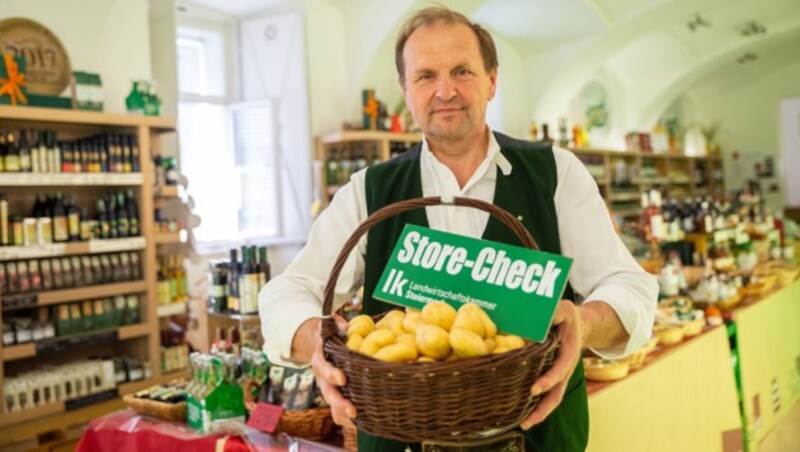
[570,147,725,219]
[315,130,422,207]
[0,105,177,445]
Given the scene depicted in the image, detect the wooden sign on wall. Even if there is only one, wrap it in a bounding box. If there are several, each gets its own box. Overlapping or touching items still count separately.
[0,18,72,95]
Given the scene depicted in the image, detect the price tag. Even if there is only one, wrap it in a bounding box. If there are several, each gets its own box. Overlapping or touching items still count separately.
[246,402,284,434]
[735,224,750,245]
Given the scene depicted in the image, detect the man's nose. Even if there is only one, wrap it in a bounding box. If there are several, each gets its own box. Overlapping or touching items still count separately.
[435,76,457,101]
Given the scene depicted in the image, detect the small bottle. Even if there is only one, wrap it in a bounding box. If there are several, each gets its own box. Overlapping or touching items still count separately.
[67,195,81,241]
[52,192,69,243]
[18,130,32,173]
[0,194,8,246]
[5,131,20,172]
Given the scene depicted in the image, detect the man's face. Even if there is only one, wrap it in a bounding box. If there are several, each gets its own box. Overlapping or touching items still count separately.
[401,21,497,143]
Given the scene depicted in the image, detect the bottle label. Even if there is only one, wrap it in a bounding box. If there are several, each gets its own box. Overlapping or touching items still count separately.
[650,215,664,240]
[704,216,713,234]
[68,214,80,237]
[5,155,20,172]
[54,217,69,241]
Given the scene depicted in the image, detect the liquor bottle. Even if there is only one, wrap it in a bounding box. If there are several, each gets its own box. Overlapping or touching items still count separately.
[4,132,19,172]
[122,137,132,173]
[258,246,270,289]
[157,256,171,305]
[0,194,8,246]
[116,191,129,237]
[67,195,81,241]
[99,139,109,173]
[174,254,187,303]
[239,247,253,314]
[326,152,339,187]
[126,190,139,236]
[49,132,60,174]
[32,130,42,173]
[96,198,110,239]
[52,192,69,243]
[130,136,141,172]
[19,130,32,172]
[541,123,553,144]
[227,249,239,313]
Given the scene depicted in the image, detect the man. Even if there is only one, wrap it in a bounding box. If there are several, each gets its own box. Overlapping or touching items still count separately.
[260,6,657,451]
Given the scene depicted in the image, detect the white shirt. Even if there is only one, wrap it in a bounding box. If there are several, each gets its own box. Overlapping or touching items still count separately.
[259,130,657,366]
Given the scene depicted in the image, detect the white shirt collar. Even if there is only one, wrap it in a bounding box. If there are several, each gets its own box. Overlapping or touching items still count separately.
[419,126,512,178]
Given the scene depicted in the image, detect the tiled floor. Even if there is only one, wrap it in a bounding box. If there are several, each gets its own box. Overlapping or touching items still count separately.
[759,400,800,452]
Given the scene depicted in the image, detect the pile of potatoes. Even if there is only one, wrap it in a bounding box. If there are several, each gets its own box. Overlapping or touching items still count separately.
[345,301,527,363]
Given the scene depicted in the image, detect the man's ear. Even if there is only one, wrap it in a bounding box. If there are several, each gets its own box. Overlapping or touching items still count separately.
[487,68,498,101]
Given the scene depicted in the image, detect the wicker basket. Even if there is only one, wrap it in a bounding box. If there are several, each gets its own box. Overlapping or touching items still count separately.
[321,196,560,443]
[278,407,335,442]
[122,394,186,422]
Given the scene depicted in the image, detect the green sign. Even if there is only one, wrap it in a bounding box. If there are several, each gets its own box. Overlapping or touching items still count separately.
[374,224,572,342]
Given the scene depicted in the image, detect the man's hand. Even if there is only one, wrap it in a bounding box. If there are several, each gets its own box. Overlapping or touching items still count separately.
[309,317,357,427]
[520,299,586,430]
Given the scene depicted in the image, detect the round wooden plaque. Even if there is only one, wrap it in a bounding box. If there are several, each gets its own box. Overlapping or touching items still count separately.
[0,18,72,95]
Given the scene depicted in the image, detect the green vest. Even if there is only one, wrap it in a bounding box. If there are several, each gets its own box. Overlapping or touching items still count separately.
[358,132,589,452]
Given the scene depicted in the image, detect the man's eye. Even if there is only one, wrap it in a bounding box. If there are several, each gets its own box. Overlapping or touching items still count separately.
[455,68,470,76]
[419,73,434,80]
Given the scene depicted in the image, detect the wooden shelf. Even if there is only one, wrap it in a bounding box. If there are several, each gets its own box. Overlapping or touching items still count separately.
[0,172,143,186]
[154,185,179,198]
[36,280,147,306]
[1,343,36,361]
[154,232,183,244]
[612,208,642,217]
[0,394,124,442]
[157,302,187,318]
[207,311,260,322]
[0,105,176,132]
[0,237,145,261]
[2,323,149,362]
[610,193,642,201]
[319,130,421,144]
[160,368,190,381]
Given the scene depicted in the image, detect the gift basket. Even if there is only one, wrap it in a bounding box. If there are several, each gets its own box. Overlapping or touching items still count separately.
[321,197,560,443]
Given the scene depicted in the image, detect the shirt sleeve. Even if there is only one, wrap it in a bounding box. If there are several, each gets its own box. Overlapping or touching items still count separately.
[553,147,658,359]
[258,170,369,367]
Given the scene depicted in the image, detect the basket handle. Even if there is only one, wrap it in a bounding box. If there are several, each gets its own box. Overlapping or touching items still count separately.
[321,196,540,317]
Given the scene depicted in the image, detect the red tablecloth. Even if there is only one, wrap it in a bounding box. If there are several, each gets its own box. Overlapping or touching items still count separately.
[76,409,341,452]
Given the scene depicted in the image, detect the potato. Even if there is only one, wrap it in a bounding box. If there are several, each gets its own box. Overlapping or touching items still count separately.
[458,303,497,338]
[452,308,485,338]
[348,315,375,338]
[373,343,418,362]
[375,311,405,336]
[346,333,363,351]
[396,333,417,349]
[415,324,451,360]
[495,334,526,350]
[422,301,457,331]
[492,346,510,354]
[417,356,436,363]
[359,329,395,356]
[402,310,424,334]
[484,338,496,353]
[449,328,489,358]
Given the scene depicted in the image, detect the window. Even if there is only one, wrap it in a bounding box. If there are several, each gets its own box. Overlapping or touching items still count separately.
[177,24,282,249]
[177,10,312,252]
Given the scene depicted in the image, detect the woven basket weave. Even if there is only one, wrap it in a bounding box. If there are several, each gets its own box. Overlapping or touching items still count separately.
[321,196,560,443]
[278,407,335,442]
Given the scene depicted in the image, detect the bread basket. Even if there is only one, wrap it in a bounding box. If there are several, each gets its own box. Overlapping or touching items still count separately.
[321,197,560,443]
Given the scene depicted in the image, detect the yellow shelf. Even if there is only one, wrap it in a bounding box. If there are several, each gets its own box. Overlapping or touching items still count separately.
[0,105,176,132]
[319,130,421,144]
[2,323,150,362]
[1,343,36,361]
[154,185,179,198]
[0,237,145,261]
[154,232,183,244]
[157,302,187,318]
[0,173,143,186]
[36,280,148,306]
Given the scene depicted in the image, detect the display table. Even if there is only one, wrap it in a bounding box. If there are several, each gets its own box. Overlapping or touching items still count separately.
[731,279,800,450]
[75,409,341,452]
[586,325,742,452]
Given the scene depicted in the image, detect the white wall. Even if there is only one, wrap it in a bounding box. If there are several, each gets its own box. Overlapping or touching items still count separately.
[780,98,800,207]
[689,59,800,211]
[0,0,152,114]
[303,0,348,136]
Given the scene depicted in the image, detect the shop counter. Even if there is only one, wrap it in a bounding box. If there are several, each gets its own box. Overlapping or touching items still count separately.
[586,325,742,452]
[731,279,800,450]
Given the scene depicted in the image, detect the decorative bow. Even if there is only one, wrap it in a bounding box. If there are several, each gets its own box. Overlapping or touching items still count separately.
[0,54,28,106]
